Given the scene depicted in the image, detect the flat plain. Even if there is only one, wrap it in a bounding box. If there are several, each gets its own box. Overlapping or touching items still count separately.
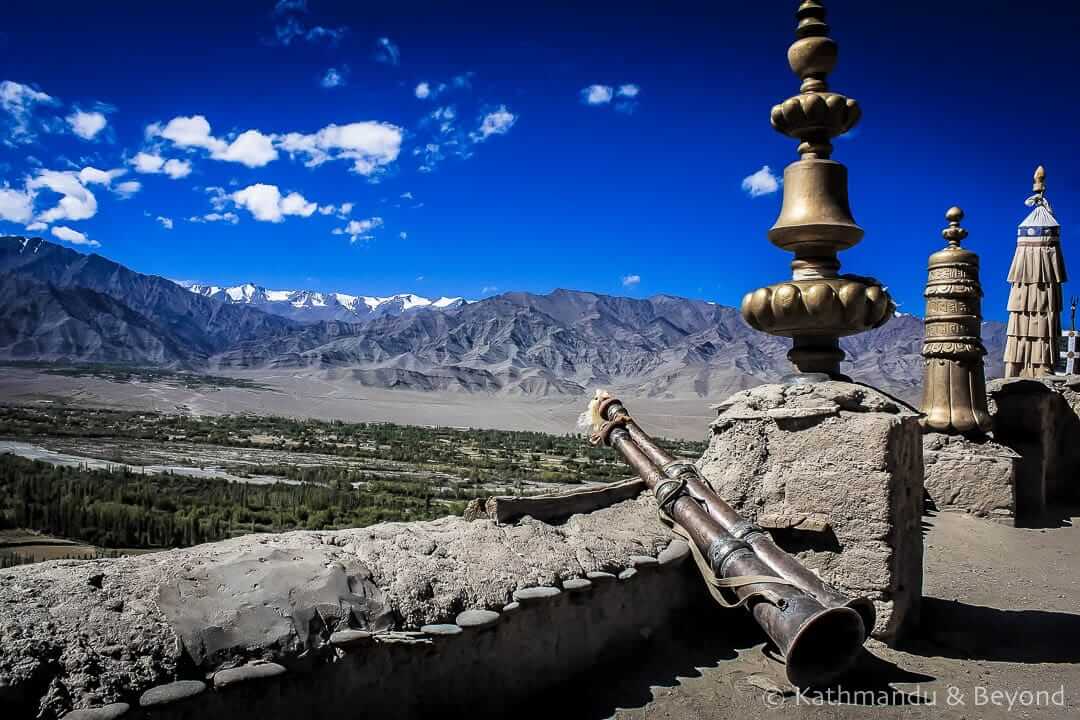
[0,365,720,439]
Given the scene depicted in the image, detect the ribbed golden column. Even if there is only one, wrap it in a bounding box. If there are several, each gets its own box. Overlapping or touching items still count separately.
[740,1,893,377]
[920,207,992,435]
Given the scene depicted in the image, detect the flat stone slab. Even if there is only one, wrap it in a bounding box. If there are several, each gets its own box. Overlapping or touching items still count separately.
[658,541,691,567]
[213,662,287,689]
[139,680,206,708]
[0,492,673,717]
[513,586,561,602]
[454,609,500,629]
[61,704,131,720]
[562,578,593,592]
[329,629,374,650]
[421,624,463,636]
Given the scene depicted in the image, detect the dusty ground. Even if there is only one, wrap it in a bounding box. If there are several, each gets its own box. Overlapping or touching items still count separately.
[0,366,717,439]
[538,508,1080,720]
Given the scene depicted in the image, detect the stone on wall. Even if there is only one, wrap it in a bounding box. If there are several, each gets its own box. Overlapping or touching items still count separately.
[922,433,1018,523]
[697,381,924,645]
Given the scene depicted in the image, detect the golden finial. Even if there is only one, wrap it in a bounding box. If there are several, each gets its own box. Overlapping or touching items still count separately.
[1033,165,1046,194]
[942,206,968,247]
[741,0,893,378]
[770,1,860,161]
[921,205,991,435]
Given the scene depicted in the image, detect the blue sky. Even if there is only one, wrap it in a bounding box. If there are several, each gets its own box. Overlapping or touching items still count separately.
[0,1,1077,320]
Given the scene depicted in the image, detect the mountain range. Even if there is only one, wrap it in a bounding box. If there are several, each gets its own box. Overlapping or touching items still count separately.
[182,282,466,323]
[0,235,1007,403]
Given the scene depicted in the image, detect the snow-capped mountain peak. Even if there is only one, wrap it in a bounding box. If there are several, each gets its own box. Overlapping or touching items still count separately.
[182,281,466,324]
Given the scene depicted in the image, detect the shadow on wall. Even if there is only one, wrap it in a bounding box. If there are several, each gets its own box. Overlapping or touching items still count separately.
[910,597,1080,664]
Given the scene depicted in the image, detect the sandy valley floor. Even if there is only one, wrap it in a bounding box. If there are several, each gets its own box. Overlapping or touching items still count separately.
[0,366,719,439]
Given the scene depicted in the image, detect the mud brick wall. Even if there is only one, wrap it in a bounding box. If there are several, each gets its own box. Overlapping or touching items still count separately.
[697,382,924,645]
[988,376,1080,521]
[0,496,706,720]
[922,433,1019,524]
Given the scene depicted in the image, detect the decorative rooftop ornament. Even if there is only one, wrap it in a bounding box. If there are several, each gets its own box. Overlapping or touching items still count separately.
[741,0,893,378]
[920,207,992,435]
[1005,166,1067,377]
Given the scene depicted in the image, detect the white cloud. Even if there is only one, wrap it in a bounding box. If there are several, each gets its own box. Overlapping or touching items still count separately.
[373,37,400,65]
[321,67,346,89]
[215,130,277,167]
[156,115,220,151]
[78,166,125,186]
[231,183,318,223]
[151,115,278,168]
[130,152,191,179]
[272,1,346,46]
[621,274,641,288]
[189,212,239,225]
[276,19,345,46]
[280,191,316,217]
[414,82,431,99]
[617,84,640,98]
[27,170,98,223]
[741,165,781,198]
[51,225,99,247]
[163,158,191,179]
[430,105,456,133]
[0,186,34,224]
[334,216,383,243]
[274,0,306,13]
[67,110,107,140]
[156,216,174,230]
[317,202,353,219]
[277,121,402,175]
[25,221,47,232]
[399,231,408,240]
[114,180,141,198]
[481,286,498,295]
[581,85,614,105]
[473,106,516,141]
[131,152,164,173]
[0,80,58,144]
[205,186,229,211]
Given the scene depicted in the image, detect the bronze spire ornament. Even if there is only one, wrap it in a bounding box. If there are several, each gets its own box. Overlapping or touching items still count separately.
[740,1,893,377]
[920,207,992,435]
[1004,166,1067,377]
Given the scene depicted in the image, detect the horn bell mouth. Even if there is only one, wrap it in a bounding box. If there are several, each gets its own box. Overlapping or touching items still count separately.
[845,597,877,640]
[783,605,865,688]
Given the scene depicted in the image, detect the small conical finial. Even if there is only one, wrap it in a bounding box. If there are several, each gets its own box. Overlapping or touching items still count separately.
[770,0,860,160]
[790,1,835,94]
[1033,165,1046,194]
[942,206,968,247]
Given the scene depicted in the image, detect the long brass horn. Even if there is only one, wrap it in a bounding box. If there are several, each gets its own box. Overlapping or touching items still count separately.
[585,392,866,688]
[593,393,877,635]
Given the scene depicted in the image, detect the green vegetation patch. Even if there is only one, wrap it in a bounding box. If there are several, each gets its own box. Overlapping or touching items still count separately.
[2,362,273,391]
